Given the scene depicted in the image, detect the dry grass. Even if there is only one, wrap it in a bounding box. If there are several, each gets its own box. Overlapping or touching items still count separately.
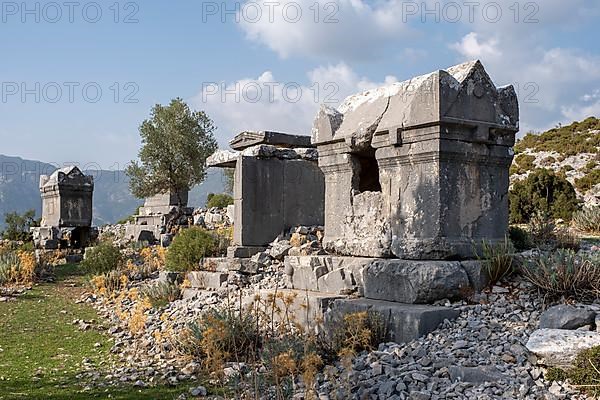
[521,249,600,300]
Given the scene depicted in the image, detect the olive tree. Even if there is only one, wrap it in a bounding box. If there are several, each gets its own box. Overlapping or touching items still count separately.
[126,98,218,206]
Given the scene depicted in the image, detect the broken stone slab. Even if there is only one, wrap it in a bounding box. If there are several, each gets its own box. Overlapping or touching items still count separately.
[230,131,313,151]
[206,149,239,168]
[362,260,470,304]
[158,271,183,285]
[526,328,600,368]
[448,366,508,383]
[317,268,356,295]
[539,305,596,330]
[250,251,271,268]
[269,240,292,260]
[187,271,229,290]
[227,246,267,259]
[242,289,345,328]
[285,255,373,293]
[311,105,343,143]
[324,298,460,344]
[202,257,259,274]
[240,144,310,160]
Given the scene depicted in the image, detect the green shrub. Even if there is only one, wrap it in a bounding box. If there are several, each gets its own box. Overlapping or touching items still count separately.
[206,193,234,209]
[545,367,568,382]
[573,206,600,234]
[81,242,124,274]
[475,237,516,285]
[509,169,579,223]
[568,346,600,397]
[508,226,533,251]
[575,169,600,193]
[184,307,260,373]
[529,211,556,247]
[140,281,182,308]
[165,227,216,272]
[0,252,20,285]
[547,346,600,397]
[2,210,38,241]
[514,117,600,156]
[511,154,537,174]
[521,249,600,300]
[560,165,574,174]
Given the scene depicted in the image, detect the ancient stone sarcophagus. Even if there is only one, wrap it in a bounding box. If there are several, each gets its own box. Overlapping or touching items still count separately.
[312,60,519,260]
[33,166,96,249]
[40,166,94,228]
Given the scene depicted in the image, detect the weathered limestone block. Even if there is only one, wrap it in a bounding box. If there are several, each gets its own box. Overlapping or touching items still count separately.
[312,60,519,259]
[227,246,266,259]
[158,271,183,284]
[526,329,600,368]
[230,130,313,150]
[325,298,460,344]
[362,260,470,304]
[187,271,228,290]
[285,256,373,294]
[317,268,355,295]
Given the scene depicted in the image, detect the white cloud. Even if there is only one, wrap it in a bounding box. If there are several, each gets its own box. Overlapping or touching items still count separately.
[238,0,413,60]
[562,100,600,123]
[451,32,501,59]
[449,21,600,134]
[191,63,397,145]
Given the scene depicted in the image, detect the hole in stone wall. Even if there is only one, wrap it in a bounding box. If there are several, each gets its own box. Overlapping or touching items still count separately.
[352,149,382,193]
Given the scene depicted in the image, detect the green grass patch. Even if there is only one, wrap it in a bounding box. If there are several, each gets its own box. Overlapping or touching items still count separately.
[0,264,194,400]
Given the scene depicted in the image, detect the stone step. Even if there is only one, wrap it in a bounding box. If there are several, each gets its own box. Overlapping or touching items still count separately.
[324,298,460,344]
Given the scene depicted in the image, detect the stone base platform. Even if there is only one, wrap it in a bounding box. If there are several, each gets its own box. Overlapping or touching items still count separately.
[324,298,460,344]
[284,256,488,304]
[180,286,460,343]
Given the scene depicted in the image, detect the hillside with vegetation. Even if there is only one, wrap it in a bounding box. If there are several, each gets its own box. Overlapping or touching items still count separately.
[511,117,600,207]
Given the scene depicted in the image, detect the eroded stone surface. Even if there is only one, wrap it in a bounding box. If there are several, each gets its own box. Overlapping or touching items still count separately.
[312,60,519,259]
[362,260,471,304]
[526,328,600,368]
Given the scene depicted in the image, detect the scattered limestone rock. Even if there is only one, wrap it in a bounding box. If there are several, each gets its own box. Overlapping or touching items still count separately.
[539,304,596,330]
[526,328,600,368]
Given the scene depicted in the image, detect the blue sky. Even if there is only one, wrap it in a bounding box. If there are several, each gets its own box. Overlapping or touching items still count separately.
[1,0,599,168]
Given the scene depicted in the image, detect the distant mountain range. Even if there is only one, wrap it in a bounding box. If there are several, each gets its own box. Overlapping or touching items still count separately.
[0,154,227,228]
